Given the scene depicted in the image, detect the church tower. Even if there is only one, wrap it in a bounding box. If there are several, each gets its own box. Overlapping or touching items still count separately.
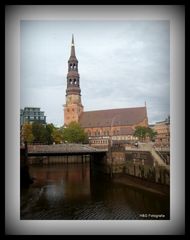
[64,35,83,126]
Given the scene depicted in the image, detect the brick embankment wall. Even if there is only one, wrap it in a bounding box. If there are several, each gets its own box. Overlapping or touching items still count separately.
[113,174,169,196]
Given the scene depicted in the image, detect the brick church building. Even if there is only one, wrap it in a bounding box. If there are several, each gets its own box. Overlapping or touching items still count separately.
[64,35,148,148]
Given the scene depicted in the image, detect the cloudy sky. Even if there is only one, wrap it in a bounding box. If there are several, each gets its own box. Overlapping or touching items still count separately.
[20,20,170,127]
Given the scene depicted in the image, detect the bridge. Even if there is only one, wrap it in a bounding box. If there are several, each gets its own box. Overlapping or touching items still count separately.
[20,142,170,187]
[20,143,107,187]
[25,143,107,157]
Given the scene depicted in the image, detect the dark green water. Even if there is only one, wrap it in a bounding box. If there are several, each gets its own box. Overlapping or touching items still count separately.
[20,163,169,220]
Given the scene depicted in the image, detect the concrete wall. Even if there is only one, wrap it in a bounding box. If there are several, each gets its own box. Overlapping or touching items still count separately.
[104,148,170,185]
[125,151,170,185]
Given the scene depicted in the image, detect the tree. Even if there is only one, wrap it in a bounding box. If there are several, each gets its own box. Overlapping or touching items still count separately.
[133,126,157,142]
[32,122,46,143]
[134,126,147,142]
[146,127,157,141]
[44,123,55,144]
[22,123,34,143]
[52,127,64,144]
[62,122,89,144]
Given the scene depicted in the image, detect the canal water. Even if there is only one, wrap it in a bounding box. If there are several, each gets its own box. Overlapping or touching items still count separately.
[20,163,169,220]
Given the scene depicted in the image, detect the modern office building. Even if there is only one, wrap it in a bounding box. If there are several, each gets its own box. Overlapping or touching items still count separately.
[20,107,46,126]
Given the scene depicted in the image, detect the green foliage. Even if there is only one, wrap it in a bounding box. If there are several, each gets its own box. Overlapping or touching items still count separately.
[31,122,60,144]
[22,121,89,144]
[52,127,64,144]
[134,126,157,142]
[146,127,157,141]
[44,124,55,144]
[62,122,89,144]
[134,126,147,141]
[32,122,46,143]
[22,123,34,143]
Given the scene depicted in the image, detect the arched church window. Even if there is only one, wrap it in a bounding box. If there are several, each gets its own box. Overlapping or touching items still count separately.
[70,79,73,84]
[74,79,77,85]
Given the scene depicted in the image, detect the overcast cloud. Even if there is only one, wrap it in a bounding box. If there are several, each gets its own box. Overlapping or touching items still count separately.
[20,20,170,127]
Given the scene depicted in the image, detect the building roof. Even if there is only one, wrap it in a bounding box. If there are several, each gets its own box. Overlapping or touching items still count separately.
[119,127,134,135]
[79,107,147,128]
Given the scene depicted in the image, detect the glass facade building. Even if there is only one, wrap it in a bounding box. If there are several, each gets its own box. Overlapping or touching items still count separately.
[20,107,46,126]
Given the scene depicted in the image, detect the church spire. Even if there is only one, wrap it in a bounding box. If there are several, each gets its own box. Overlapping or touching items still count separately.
[70,34,76,58]
[64,35,83,126]
[72,34,74,45]
[66,34,80,96]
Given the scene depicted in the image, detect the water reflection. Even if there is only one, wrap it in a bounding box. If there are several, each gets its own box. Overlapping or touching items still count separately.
[21,163,169,220]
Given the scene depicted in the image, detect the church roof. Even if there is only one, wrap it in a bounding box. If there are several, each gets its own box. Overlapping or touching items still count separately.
[79,107,147,128]
[119,127,134,135]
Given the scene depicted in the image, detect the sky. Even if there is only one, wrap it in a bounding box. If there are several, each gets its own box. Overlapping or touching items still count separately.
[20,20,170,127]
